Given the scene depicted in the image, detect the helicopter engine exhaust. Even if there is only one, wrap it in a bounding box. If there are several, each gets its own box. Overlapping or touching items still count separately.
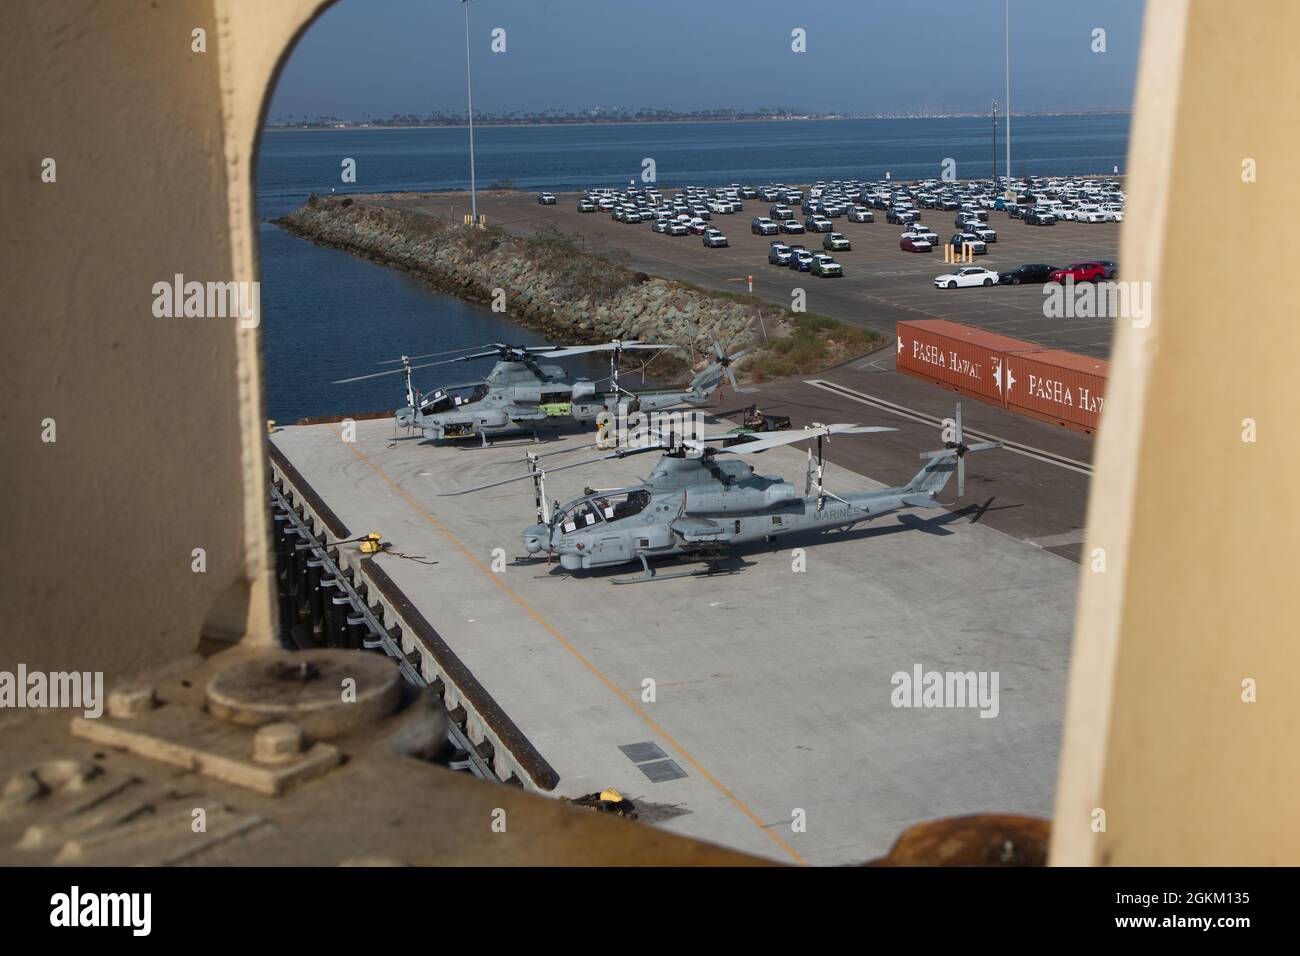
[683,481,795,515]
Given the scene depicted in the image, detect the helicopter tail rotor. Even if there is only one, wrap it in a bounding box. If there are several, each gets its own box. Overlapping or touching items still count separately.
[691,341,754,398]
[912,402,1001,499]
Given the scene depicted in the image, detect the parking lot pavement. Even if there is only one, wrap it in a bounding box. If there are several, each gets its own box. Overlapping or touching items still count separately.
[378,190,1120,357]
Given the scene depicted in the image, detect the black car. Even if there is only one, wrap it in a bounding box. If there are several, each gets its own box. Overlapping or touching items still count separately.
[1025,210,1057,226]
[1096,259,1119,279]
[997,263,1058,285]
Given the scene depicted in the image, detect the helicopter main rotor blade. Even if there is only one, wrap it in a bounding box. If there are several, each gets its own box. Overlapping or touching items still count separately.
[541,343,677,358]
[376,344,487,365]
[331,354,491,384]
[702,424,897,455]
[437,445,664,496]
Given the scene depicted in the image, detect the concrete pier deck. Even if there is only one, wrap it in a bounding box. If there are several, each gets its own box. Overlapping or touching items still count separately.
[271,411,1077,865]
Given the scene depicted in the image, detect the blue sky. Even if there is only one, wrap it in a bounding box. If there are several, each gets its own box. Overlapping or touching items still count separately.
[267,0,1145,120]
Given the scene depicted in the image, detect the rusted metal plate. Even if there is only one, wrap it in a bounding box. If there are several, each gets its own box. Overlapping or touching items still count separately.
[866,813,1051,866]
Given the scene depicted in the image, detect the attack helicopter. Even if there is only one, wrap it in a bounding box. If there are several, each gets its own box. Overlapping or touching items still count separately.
[438,403,999,583]
[333,340,750,446]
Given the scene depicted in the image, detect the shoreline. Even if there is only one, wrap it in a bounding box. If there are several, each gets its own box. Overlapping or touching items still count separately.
[274,196,880,382]
[264,110,1133,133]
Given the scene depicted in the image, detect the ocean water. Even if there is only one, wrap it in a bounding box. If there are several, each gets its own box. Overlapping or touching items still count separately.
[256,115,1130,421]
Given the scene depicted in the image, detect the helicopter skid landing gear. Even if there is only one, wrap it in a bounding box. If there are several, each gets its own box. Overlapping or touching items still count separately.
[610,552,735,585]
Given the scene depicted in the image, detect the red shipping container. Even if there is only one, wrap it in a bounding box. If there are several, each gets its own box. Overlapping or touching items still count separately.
[1002,349,1108,434]
[895,319,1037,407]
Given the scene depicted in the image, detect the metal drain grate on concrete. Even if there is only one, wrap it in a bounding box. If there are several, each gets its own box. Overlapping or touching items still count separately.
[636,759,688,783]
[618,742,667,764]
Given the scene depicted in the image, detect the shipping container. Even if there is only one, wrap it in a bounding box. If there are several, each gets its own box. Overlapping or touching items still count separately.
[1003,349,1108,434]
[895,319,1037,406]
[895,319,1109,435]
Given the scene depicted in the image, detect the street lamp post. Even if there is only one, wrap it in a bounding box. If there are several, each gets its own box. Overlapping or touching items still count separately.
[462,0,477,225]
[1004,0,1012,196]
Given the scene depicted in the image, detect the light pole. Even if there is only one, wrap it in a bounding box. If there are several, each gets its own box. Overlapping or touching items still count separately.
[461,0,478,225]
[1004,0,1012,195]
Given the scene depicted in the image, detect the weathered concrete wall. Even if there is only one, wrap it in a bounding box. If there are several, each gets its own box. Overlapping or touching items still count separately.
[0,0,268,679]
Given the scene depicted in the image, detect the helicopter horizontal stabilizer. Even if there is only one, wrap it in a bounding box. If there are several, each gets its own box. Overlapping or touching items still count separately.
[900,493,944,509]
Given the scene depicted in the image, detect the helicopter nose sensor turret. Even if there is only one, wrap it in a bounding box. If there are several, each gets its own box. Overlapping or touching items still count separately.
[522,524,548,553]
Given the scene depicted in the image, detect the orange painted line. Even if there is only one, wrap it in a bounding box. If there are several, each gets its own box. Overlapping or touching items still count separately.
[329,425,808,866]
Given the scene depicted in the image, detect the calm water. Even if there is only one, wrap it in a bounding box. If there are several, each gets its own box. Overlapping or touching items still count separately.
[257,115,1130,420]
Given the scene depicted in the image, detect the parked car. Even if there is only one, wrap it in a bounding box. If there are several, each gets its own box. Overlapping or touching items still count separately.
[789,249,814,271]
[651,219,672,234]
[810,254,843,278]
[900,235,933,253]
[702,228,729,248]
[1025,210,1058,226]
[780,219,806,234]
[805,216,834,233]
[769,204,794,220]
[934,266,999,289]
[968,224,998,242]
[1096,259,1119,279]
[751,217,779,235]
[847,206,874,223]
[823,232,851,251]
[1049,261,1107,283]
[768,242,793,265]
[538,192,557,205]
[948,233,987,255]
[666,221,688,236]
[997,263,1057,285]
[577,200,595,213]
[905,226,940,245]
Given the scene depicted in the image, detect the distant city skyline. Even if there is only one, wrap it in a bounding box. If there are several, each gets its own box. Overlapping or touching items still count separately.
[268,0,1145,120]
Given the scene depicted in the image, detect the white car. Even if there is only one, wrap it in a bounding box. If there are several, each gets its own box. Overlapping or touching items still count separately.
[904,227,939,244]
[935,266,1000,289]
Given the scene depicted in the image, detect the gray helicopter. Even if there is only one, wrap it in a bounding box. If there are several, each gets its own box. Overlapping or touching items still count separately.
[333,340,750,446]
[439,403,999,583]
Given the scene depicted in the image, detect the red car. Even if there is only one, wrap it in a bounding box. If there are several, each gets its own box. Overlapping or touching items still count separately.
[1049,261,1107,283]
[900,235,933,253]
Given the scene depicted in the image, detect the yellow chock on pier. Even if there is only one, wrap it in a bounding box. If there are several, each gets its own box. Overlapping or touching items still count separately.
[359,532,384,554]
[599,788,624,804]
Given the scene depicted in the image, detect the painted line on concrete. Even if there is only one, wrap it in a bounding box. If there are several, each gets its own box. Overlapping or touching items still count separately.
[328,424,809,866]
[803,380,1094,477]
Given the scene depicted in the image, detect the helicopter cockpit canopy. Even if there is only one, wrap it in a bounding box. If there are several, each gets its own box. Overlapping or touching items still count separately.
[419,383,489,414]
[552,489,651,534]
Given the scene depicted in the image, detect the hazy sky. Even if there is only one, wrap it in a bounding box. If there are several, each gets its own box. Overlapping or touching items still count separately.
[268,0,1145,120]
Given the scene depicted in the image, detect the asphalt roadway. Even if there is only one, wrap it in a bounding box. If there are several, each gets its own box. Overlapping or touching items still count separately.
[376,190,1120,357]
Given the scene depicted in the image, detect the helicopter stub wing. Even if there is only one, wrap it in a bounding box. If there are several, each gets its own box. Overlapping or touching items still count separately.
[668,516,732,543]
[503,405,549,422]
